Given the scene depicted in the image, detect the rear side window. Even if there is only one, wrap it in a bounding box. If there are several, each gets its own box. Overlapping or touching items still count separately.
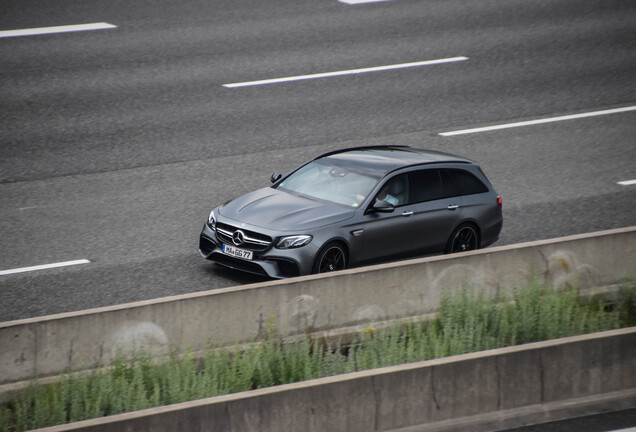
[408,169,445,203]
[407,168,489,204]
[443,169,489,195]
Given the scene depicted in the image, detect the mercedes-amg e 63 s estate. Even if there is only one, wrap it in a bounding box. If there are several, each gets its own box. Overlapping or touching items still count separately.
[200,146,503,278]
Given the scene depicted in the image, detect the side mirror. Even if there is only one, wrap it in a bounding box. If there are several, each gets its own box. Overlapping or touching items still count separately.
[270,172,282,183]
[367,200,395,214]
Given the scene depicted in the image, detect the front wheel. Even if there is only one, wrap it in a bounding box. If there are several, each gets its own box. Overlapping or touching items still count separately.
[445,224,479,254]
[313,242,347,274]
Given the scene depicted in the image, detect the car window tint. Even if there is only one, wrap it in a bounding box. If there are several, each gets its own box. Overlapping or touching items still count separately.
[440,170,461,198]
[445,169,489,195]
[408,169,445,203]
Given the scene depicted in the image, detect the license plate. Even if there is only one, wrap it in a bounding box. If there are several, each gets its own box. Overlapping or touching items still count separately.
[222,244,253,260]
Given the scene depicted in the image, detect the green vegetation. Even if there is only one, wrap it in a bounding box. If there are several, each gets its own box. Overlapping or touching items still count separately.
[1,282,634,431]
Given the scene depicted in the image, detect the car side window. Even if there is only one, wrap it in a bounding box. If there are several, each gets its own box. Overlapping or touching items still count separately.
[408,169,445,203]
[439,170,461,198]
[444,169,489,195]
[374,174,408,206]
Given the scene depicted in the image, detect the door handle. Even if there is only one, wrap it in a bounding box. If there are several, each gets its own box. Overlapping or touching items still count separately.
[447,205,459,210]
[401,211,414,217]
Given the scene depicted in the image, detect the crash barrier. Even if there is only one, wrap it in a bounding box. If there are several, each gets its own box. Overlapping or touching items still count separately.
[32,327,636,432]
[1,227,635,390]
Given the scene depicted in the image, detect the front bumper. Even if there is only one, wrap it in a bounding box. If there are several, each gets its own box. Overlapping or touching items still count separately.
[199,224,316,279]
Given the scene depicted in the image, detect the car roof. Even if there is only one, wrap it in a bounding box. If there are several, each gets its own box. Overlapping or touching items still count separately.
[317,145,474,176]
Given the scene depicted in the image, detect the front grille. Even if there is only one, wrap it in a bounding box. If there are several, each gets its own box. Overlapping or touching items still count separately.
[215,222,273,251]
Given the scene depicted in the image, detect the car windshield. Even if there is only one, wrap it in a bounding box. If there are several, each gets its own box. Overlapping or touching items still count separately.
[276,159,379,207]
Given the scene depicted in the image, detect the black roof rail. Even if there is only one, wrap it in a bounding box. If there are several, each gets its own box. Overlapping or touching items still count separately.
[313,145,412,160]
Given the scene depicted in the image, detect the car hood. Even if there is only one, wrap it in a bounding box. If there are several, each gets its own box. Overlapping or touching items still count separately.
[218,188,355,231]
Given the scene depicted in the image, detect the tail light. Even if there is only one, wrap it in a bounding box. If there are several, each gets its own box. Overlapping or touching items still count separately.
[497,196,502,207]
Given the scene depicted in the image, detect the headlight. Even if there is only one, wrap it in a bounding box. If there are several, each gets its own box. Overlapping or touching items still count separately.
[276,235,312,249]
[207,210,217,231]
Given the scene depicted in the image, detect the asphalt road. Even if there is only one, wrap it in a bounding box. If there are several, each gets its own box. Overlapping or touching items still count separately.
[1,0,635,322]
[505,409,636,432]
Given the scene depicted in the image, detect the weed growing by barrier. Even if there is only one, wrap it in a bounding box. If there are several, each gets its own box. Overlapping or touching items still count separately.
[1,282,634,431]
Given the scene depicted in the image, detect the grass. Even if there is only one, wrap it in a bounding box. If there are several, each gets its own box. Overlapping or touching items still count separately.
[1,282,634,431]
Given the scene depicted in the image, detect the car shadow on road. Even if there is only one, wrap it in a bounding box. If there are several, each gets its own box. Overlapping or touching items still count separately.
[199,261,270,286]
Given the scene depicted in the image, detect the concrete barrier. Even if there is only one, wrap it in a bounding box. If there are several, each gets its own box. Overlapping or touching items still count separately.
[32,327,636,432]
[1,227,635,389]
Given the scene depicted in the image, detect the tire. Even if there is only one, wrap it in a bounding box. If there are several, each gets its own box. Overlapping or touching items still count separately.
[445,223,479,254]
[313,242,347,274]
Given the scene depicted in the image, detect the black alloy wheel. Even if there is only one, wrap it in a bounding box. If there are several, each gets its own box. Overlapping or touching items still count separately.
[447,224,479,253]
[314,243,347,273]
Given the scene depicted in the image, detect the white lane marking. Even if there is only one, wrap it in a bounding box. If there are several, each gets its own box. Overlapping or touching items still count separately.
[0,259,91,276]
[0,23,116,38]
[223,57,469,88]
[339,0,396,4]
[439,106,636,136]
[618,179,636,186]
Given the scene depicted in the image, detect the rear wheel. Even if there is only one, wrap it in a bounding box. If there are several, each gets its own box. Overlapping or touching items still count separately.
[313,242,347,274]
[446,224,479,254]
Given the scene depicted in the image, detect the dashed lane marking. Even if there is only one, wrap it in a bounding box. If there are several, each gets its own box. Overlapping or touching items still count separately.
[0,23,116,38]
[0,259,91,276]
[223,57,468,88]
[439,106,636,136]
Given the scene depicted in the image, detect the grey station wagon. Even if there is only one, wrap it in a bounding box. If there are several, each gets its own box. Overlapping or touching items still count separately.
[199,146,503,278]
